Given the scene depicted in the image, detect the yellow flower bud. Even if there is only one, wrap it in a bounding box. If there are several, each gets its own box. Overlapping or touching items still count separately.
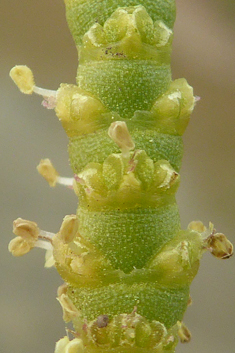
[8,237,31,256]
[9,65,35,94]
[37,159,59,187]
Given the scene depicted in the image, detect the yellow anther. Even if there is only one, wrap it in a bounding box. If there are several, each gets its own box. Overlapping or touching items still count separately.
[54,336,70,353]
[65,338,84,353]
[13,218,39,243]
[9,65,35,94]
[8,236,31,256]
[108,121,135,157]
[57,293,80,322]
[188,220,206,233]
[37,159,59,187]
[57,283,68,297]
[10,218,54,258]
[178,322,191,343]
[59,215,79,244]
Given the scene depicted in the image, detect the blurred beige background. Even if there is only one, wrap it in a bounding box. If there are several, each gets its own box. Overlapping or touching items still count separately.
[1,0,235,352]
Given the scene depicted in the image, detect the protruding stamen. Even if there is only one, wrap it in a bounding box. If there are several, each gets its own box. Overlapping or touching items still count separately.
[37,159,59,187]
[37,159,74,188]
[13,218,39,244]
[57,283,68,297]
[8,237,31,256]
[178,322,191,343]
[188,220,206,233]
[108,121,135,158]
[10,65,57,109]
[59,215,79,244]
[9,218,55,259]
[10,65,35,94]
[57,292,80,322]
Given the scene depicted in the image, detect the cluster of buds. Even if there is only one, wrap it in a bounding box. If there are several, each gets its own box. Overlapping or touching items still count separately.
[72,120,180,209]
[53,306,186,351]
[82,6,173,52]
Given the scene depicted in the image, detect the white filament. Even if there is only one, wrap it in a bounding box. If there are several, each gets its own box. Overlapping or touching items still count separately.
[33,85,57,97]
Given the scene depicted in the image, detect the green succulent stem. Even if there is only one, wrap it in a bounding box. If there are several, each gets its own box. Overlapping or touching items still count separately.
[9,1,233,352]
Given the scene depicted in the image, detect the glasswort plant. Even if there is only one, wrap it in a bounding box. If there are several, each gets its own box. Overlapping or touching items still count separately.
[9,1,233,352]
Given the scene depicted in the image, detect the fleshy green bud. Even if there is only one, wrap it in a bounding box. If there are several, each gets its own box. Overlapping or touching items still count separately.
[135,318,152,347]
[102,154,124,190]
[134,150,154,189]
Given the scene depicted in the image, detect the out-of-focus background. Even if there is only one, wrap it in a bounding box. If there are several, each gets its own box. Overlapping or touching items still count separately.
[1,0,235,352]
